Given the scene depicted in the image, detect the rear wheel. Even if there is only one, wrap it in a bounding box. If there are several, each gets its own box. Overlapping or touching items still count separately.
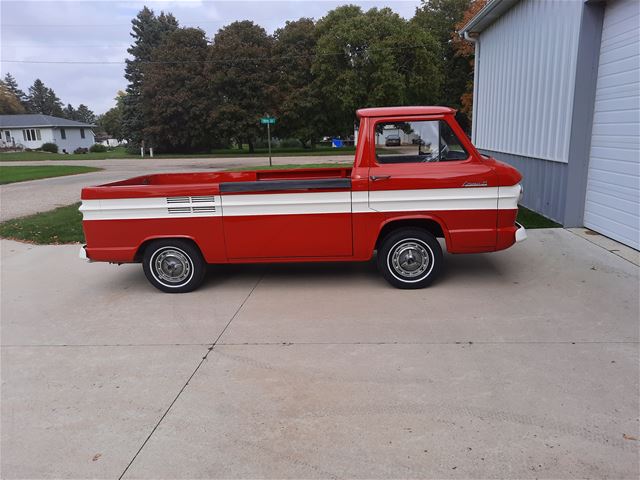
[377,228,443,289]
[142,239,206,293]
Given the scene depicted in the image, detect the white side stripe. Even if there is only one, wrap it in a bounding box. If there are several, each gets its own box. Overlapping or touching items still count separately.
[369,187,499,212]
[80,196,221,220]
[220,191,351,217]
[80,185,522,220]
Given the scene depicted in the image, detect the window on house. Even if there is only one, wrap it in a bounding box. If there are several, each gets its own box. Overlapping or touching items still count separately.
[374,120,469,164]
[4,131,10,142]
[23,129,31,141]
[35,129,41,140]
[60,128,66,139]
[80,128,85,139]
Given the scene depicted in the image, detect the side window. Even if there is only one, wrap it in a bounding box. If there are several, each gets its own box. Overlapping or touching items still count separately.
[375,120,468,164]
[80,128,85,139]
[60,128,66,139]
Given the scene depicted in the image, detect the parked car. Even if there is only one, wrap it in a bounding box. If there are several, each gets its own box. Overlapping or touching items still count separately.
[385,134,401,146]
[80,106,526,293]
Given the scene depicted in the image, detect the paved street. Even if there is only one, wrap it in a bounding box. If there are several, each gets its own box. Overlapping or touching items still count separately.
[1,228,638,479]
[0,155,352,221]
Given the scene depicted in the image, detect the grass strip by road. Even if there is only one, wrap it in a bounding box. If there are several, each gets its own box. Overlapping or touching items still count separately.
[517,206,562,228]
[0,146,356,162]
[0,165,102,185]
[0,203,84,244]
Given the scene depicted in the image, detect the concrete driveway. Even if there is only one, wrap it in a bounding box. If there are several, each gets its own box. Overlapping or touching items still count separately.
[0,155,351,221]
[1,228,638,479]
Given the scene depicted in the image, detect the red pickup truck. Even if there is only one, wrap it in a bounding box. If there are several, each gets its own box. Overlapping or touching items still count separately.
[80,106,526,293]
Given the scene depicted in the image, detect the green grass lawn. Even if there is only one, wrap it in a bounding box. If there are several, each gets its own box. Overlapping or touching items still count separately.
[517,205,562,229]
[0,165,102,185]
[0,145,356,162]
[0,203,84,244]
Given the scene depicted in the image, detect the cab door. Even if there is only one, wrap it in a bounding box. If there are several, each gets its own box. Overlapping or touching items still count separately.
[221,178,353,259]
[368,118,498,250]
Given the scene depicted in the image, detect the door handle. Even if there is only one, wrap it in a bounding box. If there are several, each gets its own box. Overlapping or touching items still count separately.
[370,175,391,182]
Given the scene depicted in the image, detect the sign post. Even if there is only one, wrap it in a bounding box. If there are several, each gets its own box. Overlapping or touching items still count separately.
[260,116,276,166]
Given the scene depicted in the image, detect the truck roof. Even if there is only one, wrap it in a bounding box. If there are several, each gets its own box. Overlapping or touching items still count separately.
[356,106,456,118]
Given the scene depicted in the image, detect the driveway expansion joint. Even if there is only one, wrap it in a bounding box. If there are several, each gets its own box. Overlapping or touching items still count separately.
[117,273,264,480]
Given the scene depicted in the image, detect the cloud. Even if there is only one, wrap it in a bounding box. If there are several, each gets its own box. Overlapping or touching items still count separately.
[1,0,421,114]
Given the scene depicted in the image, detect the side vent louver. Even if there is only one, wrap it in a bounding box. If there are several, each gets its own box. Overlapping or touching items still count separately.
[167,196,190,204]
[166,196,217,215]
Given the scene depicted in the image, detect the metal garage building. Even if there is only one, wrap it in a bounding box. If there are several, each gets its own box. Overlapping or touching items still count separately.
[460,0,639,249]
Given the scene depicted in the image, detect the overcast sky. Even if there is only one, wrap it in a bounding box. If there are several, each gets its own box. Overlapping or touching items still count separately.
[1,0,422,114]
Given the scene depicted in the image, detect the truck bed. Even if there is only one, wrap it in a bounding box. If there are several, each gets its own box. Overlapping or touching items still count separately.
[81,167,353,199]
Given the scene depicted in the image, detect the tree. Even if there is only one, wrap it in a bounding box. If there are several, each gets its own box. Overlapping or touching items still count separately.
[142,27,211,151]
[63,104,77,120]
[122,7,179,147]
[3,73,27,108]
[26,79,63,116]
[0,81,26,114]
[98,92,126,141]
[413,0,474,124]
[272,18,325,148]
[451,0,487,121]
[207,21,275,152]
[313,6,442,136]
[76,104,96,124]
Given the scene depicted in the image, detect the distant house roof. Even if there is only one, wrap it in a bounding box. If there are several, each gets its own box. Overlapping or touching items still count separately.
[459,0,520,36]
[0,114,95,128]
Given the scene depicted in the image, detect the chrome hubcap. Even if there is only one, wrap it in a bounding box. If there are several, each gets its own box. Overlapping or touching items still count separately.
[154,249,191,284]
[391,241,430,278]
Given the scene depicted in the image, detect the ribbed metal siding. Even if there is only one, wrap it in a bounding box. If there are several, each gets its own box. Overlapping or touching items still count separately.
[473,0,583,163]
[480,149,568,223]
[584,0,640,249]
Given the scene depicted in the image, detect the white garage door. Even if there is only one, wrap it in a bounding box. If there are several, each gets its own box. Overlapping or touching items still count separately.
[584,0,640,249]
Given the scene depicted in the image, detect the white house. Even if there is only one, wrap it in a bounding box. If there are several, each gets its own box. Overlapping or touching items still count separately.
[460,0,639,249]
[0,114,96,152]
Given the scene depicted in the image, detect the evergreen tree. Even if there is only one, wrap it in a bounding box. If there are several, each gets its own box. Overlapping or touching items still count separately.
[76,104,96,124]
[26,79,63,116]
[63,104,77,120]
[122,7,179,146]
[3,73,27,108]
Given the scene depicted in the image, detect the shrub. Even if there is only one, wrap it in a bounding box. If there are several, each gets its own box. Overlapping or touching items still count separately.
[41,142,58,153]
[279,138,303,148]
[73,147,89,154]
[89,143,107,153]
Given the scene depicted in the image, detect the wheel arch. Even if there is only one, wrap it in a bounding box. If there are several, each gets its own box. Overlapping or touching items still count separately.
[375,215,450,251]
[134,235,203,263]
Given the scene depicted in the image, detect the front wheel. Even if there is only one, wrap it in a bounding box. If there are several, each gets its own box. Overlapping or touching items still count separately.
[142,239,206,293]
[377,228,443,289]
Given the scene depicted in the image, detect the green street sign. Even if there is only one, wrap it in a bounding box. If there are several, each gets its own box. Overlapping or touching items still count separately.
[260,117,276,124]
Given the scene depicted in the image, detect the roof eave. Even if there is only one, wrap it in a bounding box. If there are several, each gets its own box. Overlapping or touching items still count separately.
[1,124,96,128]
[459,0,520,36]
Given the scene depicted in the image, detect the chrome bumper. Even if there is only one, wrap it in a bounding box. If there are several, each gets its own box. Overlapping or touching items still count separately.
[515,222,527,243]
